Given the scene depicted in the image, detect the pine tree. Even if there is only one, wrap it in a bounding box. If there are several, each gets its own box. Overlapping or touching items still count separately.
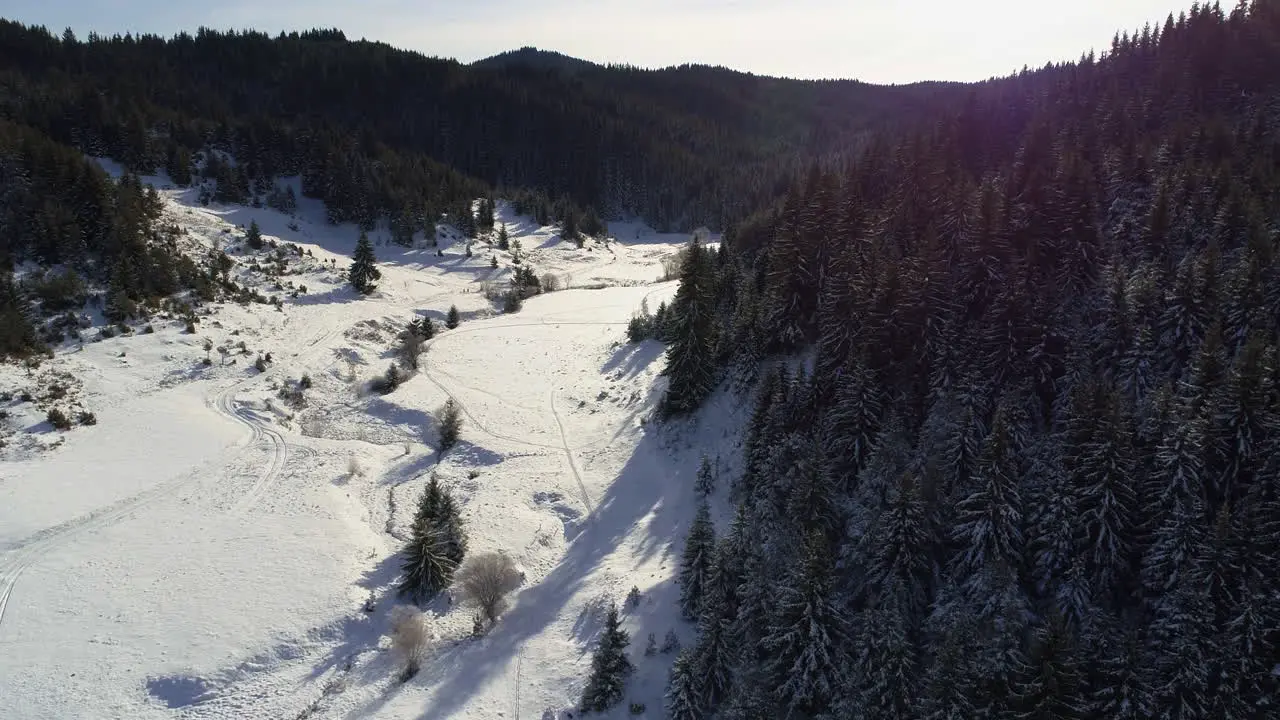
[246,219,264,250]
[679,499,716,619]
[1088,622,1154,720]
[580,602,633,713]
[349,230,381,294]
[694,455,716,496]
[690,540,735,712]
[666,648,705,720]
[438,398,463,451]
[662,237,717,416]
[856,587,920,720]
[952,411,1025,587]
[763,533,848,718]
[1012,615,1086,720]
[446,304,460,329]
[398,476,467,602]
[497,223,510,250]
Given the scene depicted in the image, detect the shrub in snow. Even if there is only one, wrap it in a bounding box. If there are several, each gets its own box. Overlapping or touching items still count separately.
[399,330,423,371]
[47,408,72,430]
[437,398,462,451]
[502,290,523,314]
[456,552,521,625]
[371,363,406,395]
[254,355,268,372]
[541,273,561,292]
[580,602,633,713]
[77,411,97,426]
[388,605,431,682]
[629,702,646,715]
[626,586,642,609]
[299,374,313,389]
[347,456,363,478]
[644,633,657,656]
[694,456,716,496]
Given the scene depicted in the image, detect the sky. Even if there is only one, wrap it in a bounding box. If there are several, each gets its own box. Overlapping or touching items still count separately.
[0,0,1189,84]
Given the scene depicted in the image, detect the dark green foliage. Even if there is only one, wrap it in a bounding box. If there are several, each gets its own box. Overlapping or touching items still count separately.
[46,407,71,430]
[580,602,633,713]
[77,410,96,426]
[245,220,264,250]
[437,398,462,451]
[676,7,1280,718]
[497,224,510,251]
[678,499,716,619]
[397,475,467,602]
[371,362,405,394]
[349,231,380,294]
[445,304,460,329]
[661,238,718,416]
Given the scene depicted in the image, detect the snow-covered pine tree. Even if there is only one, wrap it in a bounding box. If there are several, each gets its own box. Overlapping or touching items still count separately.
[665,648,705,720]
[762,532,848,718]
[1086,620,1154,720]
[662,237,718,415]
[1147,578,1214,720]
[855,585,920,720]
[1011,614,1087,720]
[679,499,716,620]
[1076,389,1139,605]
[349,230,381,294]
[497,223,509,250]
[694,455,716,496]
[445,304,460,329]
[860,471,935,619]
[580,602,633,713]
[690,540,734,712]
[951,410,1025,587]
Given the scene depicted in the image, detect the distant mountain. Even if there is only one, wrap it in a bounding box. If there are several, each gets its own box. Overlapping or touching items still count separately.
[472,46,597,73]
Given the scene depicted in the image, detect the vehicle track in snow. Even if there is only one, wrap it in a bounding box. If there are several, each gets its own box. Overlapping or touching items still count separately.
[549,389,594,518]
[0,324,335,633]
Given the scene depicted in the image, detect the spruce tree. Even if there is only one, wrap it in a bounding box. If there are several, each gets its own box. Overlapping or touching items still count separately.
[762,533,848,718]
[679,499,716,619]
[666,649,705,720]
[398,476,467,602]
[246,220,264,250]
[497,223,510,250]
[446,304,460,329]
[580,602,633,713]
[694,455,716,496]
[349,230,381,294]
[662,237,717,416]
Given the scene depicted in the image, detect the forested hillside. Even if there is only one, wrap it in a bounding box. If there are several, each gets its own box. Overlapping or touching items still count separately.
[0,21,943,234]
[656,2,1280,718]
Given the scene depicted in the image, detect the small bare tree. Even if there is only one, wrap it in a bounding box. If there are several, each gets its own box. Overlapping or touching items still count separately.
[456,552,522,625]
[389,605,431,681]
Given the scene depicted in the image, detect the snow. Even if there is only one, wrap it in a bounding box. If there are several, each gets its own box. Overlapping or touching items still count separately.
[0,171,745,719]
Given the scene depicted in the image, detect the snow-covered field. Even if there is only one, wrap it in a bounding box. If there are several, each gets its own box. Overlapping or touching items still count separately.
[0,175,743,719]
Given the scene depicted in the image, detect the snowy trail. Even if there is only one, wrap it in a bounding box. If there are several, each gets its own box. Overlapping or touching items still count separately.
[549,389,594,518]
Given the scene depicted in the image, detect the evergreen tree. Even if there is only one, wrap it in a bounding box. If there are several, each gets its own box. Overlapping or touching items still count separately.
[246,219,264,250]
[662,237,718,415]
[666,648,705,720]
[580,602,633,713]
[679,499,716,619]
[398,475,467,601]
[762,533,848,718]
[446,304,460,329]
[349,230,381,294]
[694,455,716,496]
[1012,615,1086,720]
[497,223,510,251]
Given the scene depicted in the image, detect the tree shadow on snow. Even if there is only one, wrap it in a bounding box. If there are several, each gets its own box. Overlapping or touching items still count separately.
[600,339,665,380]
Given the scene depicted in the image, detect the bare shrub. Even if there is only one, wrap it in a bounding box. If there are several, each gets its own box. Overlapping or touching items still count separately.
[540,272,561,292]
[661,247,689,281]
[388,605,431,681]
[456,552,522,624]
[347,455,364,478]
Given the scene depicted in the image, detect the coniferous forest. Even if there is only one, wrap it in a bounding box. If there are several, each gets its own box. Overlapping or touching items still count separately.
[657,3,1280,718]
[3,2,1280,717]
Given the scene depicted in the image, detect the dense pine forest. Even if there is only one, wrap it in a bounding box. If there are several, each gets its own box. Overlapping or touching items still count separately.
[655,2,1280,718]
[0,18,951,358]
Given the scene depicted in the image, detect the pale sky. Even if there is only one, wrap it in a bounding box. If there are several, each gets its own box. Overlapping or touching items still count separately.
[0,0,1188,84]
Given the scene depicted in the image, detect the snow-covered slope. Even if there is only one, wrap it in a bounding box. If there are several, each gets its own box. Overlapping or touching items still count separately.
[0,173,743,719]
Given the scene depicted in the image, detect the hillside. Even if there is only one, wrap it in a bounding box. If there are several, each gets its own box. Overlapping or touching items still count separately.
[0,21,948,235]
[472,46,599,73]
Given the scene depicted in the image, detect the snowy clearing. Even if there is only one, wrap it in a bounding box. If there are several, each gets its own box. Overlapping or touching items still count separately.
[0,173,744,720]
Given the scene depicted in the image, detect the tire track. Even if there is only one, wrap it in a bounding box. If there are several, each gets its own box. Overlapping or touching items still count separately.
[549,390,594,518]
[0,323,336,632]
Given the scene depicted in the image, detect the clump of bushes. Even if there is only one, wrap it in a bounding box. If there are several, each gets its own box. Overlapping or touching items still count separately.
[78,411,97,426]
[371,362,407,394]
[47,408,72,430]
